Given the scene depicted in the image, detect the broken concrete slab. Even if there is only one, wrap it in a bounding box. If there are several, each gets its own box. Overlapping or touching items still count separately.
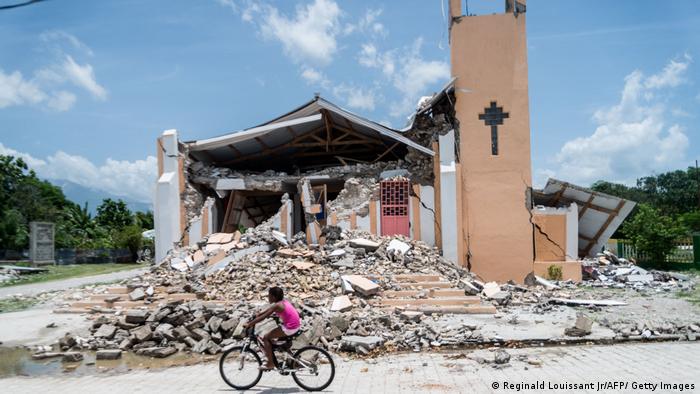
[131,325,152,342]
[349,238,380,252]
[564,314,593,337]
[387,239,410,255]
[96,349,122,360]
[460,279,481,295]
[481,282,501,298]
[330,295,353,312]
[125,309,149,324]
[94,324,117,339]
[136,347,177,358]
[342,275,380,296]
[62,352,83,362]
[341,335,383,352]
[128,288,146,301]
[550,298,627,307]
[272,230,289,246]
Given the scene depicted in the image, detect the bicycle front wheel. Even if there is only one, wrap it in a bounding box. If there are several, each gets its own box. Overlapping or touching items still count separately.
[219,346,263,390]
[291,346,335,392]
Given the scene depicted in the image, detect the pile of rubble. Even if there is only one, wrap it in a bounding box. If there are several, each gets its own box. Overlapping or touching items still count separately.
[582,250,692,291]
[56,226,487,359]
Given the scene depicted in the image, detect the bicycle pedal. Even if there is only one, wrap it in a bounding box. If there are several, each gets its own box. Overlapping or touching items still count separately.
[278,369,290,376]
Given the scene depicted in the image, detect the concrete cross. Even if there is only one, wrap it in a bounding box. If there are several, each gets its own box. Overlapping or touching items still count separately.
[478,101,509,155]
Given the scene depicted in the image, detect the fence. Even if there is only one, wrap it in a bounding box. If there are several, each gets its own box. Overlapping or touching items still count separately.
[609,237,698,264]
[0,248,132,265]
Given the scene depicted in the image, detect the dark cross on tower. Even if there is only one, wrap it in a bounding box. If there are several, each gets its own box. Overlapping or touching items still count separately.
[478,101,509,155]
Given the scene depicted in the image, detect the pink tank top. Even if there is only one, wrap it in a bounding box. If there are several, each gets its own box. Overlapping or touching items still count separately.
[275,300,301,330]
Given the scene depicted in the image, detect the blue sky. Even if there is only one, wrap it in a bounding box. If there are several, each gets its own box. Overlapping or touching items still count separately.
[0,0,698,204]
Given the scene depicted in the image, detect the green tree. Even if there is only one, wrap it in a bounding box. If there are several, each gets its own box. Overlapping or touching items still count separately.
[134,210,154,230]
[95,199,133,229]
[621,204,688,264]
[679,210,700,233]
[113,225,143,261]
[0,155,72,249]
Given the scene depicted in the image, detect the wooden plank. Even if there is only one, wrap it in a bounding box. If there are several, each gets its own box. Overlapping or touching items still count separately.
[373,142,400,163]
[582,199,626,255]
[578,194,596,219]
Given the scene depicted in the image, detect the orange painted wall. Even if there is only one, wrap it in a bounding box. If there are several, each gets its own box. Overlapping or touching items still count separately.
[532,212,566,262]
[450,8,534,283]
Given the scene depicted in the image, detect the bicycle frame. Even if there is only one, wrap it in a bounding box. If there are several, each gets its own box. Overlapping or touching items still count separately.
[237,333,318,375]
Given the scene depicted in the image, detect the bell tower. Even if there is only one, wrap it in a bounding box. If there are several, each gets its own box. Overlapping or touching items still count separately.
[448,0,534,282]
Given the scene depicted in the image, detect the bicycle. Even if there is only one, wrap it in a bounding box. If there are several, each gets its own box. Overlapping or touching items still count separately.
[219,327,335,391]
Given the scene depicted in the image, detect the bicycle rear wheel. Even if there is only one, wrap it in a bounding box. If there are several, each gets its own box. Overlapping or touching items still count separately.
[291,346,335,392]
[219,346,263,390]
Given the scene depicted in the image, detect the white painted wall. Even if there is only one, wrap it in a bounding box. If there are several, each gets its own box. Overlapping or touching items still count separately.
[439,130,458,263]
[155,130,181,263]
[188,217,202,247]
[420,185,436,246]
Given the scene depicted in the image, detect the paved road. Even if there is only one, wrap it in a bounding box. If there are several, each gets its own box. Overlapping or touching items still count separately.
[3,342,698,393]
[0,267,148,299]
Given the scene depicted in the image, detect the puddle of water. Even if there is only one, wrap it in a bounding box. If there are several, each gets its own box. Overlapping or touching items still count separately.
[0,346,217,378]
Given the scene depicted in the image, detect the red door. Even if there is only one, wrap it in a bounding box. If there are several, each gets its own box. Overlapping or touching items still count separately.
[380,180,410,237]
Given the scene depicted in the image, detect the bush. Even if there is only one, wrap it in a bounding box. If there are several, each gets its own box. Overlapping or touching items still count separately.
[622,204,688,264]
[547,264,563,281]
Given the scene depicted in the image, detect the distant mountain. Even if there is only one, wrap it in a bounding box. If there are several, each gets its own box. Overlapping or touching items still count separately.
[53,180,152,215]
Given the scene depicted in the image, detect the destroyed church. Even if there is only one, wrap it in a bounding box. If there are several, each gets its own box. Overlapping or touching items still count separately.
[154,0,634,284]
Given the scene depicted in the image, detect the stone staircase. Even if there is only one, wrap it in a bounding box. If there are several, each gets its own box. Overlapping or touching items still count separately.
[375,274,496,314]
[55,286,199,313]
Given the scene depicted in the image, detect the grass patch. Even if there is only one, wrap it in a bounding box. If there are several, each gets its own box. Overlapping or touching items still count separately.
[0,297,39,313]
[677,287,700,306]
[0,263,142,288]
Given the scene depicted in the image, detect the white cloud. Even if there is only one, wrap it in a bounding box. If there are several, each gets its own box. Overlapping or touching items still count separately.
[258,0,342,66]
[333,84,376,111]
[644,54,690,89]
[357,38,449,117]
[61,55,108,100]
[0,69,46,108]
[546,56,692,186]
[0,31,107,111]
[0,143,157,203]
[345,8,385,37]
[47,91,77,112]
[300,67,329,88]
[40,30,94,57]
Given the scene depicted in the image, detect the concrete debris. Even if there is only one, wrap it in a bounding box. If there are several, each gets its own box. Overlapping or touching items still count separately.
[550,298,627,307]
[564,314,593,337]
[342,275,380,296]
[349,238,381,252]
[493,350,510,364]
[330,295,353,312]
[582,250,690,290]
[387,239,411,255]
[128,288,146,301]
[96,349,122,360]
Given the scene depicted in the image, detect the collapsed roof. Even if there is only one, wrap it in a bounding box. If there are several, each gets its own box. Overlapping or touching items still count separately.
[185,96,434,173]
[534,178,636,257]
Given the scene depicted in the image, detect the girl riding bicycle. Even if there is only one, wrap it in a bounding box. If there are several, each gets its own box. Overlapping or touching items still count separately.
[244,286,301,371]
